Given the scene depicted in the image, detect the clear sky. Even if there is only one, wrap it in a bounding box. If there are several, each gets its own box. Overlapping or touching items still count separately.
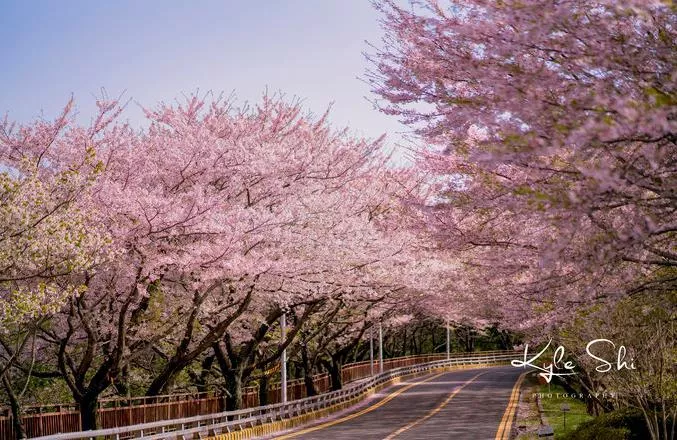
[1,0,410,152]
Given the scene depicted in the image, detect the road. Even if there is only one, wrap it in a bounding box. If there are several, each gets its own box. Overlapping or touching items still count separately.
[274,366,525,440]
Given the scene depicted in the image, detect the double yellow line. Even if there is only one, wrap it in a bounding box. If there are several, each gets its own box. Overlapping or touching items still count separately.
[277,368,527,440]
[279,369,490,439]
[383,371,488,439]
[494,371,528,440]
[277,371,447,439]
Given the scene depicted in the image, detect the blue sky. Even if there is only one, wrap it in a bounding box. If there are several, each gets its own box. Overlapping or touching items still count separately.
[1,1,410,153]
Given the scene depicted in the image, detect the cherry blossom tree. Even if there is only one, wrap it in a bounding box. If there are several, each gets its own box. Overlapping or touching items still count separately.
[0,100,117,437]
[0,99,113,327]
[26,93,422,427]
[368,0,676,327]
[554,293,675,440]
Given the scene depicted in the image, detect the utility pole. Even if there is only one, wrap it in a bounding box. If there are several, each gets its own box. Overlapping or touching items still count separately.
[281,313,287,403]
[446,320,450,360]
[370,326,374,376]
[378,321,384,374]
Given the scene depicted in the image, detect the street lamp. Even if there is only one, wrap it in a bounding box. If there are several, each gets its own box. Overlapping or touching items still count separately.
[378,321,384,374]
[280,313,287,404]
[369,326,374,376]
[446,320,450,360]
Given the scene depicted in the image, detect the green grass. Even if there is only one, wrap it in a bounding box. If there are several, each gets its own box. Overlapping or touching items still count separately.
[538,383,592,438]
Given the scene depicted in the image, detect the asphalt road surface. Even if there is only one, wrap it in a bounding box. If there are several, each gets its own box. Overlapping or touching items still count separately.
[276,366,524,440]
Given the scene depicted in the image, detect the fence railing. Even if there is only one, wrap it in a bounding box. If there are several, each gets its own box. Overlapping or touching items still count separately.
[30,351,521,440]
[1,350,518,439]
[259,350,511,405]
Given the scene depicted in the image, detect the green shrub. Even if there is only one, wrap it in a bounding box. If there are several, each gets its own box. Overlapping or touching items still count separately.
[562,408,650,440]
[562,425,630,440]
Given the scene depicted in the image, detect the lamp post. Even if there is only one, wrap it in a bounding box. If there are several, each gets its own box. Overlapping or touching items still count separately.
[280,313,287,404]
[378,321,384,374]
[446,320,450,360]
[369,326,374,376]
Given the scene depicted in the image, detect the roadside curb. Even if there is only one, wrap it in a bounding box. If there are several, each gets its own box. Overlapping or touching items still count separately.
[495,371,529,440]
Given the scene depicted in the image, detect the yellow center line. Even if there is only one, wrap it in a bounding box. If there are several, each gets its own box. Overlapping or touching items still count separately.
[494,371,529,440]
[276,371,448,439]
[383,371,489,439]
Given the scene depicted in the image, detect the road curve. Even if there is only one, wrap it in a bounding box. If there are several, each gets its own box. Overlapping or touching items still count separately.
[274,366,524,440]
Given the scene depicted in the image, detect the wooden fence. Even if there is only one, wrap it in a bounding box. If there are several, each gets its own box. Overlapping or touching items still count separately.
[0,351,503,438]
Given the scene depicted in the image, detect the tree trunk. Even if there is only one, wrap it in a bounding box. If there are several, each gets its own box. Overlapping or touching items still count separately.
[146,359,182,396]
[411,329,419,355]
[224,369,244,410]
[78,394,99,432]
[192,355,215,394]
[327,360,342,391]
[258,375,269,406]
[113,369,129,397]
[304,373,317,397]
[460,327,475,352]
[212,341,248,411]
[1,374,27,439]
[300,345,317,396]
